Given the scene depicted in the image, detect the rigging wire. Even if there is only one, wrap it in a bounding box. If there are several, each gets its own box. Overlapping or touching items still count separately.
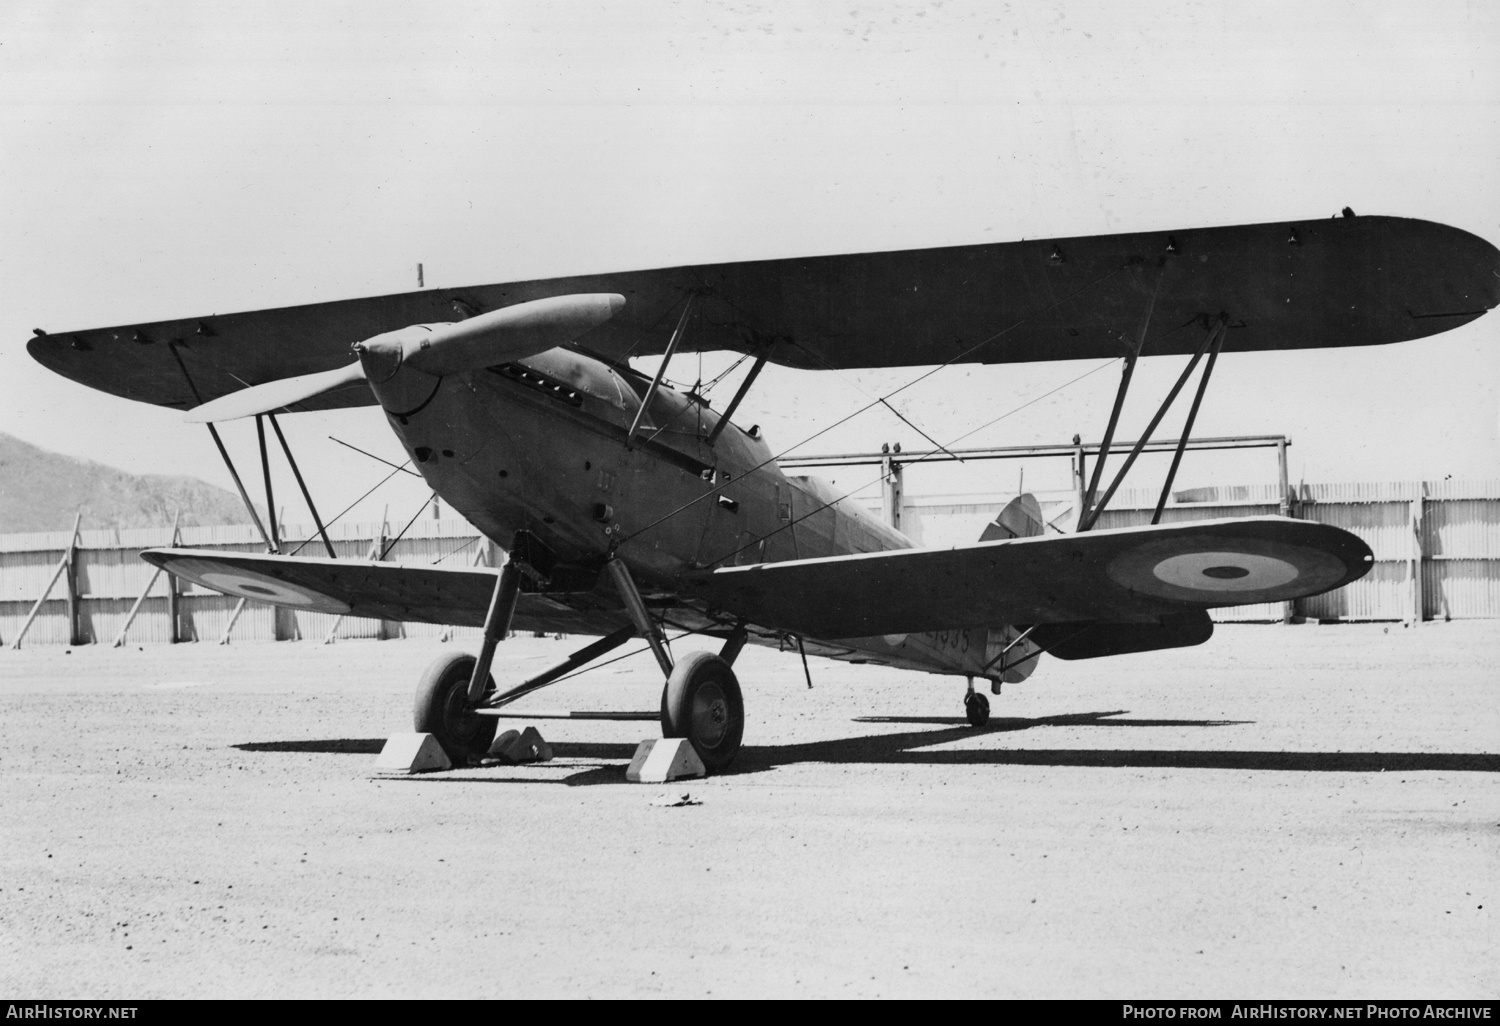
[614,261,1132,550]
[430,535,481,566]
[699,354,1124,567]
[701,352,750,392]
[328,436,423,476]
[284,461,411,556]
[699,310,1201,566]
[878,397,966,463]
[638,349,758,448]
[379,491,439,560]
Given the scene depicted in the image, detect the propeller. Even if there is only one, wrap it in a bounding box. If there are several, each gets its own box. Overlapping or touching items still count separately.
[184,293,625,423]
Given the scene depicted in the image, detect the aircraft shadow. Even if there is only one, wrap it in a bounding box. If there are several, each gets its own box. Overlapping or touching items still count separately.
[557,710,1500,781]
[234,738,386,754]
[732,730,1500,775]
[228,711,1500,783]
[853,710,1254,729]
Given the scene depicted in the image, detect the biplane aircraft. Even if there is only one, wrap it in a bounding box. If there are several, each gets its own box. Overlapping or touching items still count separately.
[27,213,1500,771]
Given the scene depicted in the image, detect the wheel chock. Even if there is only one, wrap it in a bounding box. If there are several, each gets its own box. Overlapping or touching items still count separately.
[372,733,452,775]
[485,726,553,764]
[626,738,706,783]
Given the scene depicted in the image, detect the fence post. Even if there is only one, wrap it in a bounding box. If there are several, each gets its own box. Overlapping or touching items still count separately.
[167,569,181,643]
[65,516,81,645]
[112,511,179,648]
[1072,435,1087,532]
[1409,483,1425,626]
[880,446,903,531]
[167,515,183,642]
[219,598,247,645]
[1276,439,1295,623]
[9,511,82,650]
[325,515,387,644]
[374,512,391,641]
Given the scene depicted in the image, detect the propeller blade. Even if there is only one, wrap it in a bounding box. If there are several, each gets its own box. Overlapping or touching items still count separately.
[183,361,367,423]
[184,293,624,423]
[360,293,626,379]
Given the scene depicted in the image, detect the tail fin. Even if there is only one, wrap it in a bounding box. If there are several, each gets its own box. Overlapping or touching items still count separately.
[980,493,1046,541]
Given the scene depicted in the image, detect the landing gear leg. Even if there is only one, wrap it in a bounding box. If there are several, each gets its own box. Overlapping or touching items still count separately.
[964,675,990,727]
[605,558,673,677]
[413,554,519,764]
[606,559,746,772]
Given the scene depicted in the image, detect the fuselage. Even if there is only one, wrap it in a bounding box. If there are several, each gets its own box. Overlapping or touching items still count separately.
[367,345,1038,684]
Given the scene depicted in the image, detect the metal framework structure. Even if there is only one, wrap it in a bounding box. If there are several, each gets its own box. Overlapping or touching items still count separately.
[781,432,1295,528]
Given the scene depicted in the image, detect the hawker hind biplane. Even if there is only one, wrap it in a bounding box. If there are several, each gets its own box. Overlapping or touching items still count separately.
[28,214,1500,771]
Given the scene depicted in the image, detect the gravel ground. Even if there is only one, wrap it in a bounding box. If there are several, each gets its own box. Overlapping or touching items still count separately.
[1,622,1496,998]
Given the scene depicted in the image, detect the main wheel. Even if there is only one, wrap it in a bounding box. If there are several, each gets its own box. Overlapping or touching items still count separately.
[413,652,498,765]
[660,651,744,773]
[964,691,990,727]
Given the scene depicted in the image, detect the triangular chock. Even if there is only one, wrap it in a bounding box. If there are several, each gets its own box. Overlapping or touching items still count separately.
[487,726,553,764]
[373,733,452,775]
[626,738,707,783]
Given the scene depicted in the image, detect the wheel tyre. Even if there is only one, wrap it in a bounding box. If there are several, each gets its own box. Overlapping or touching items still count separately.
[413,652,498,766]
[964,691,990,727]
[660,651,744,773]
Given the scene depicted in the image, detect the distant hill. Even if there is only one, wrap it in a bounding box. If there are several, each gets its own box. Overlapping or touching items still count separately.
[0,432,254,534]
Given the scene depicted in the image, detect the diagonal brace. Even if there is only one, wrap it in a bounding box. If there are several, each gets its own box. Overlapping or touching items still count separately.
[1080,268,1162,527]
[626,295,696,449]
[477,625,638,711]
[1151,318,1229,524]
[1078,316,1225,532]
[705,345,771,446]
[269,414,337,558]
[606,558,673,677]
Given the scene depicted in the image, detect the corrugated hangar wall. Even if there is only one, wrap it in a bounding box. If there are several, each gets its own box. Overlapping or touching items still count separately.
[0,519,493,648]
[2,479,1498,647]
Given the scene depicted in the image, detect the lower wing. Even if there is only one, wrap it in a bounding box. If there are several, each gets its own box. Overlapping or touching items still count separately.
[143,516,1370,647]
[137,549,621,636]
[681,516,1372,640]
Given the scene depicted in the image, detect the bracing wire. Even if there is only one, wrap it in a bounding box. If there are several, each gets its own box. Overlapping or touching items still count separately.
[698,309,1204,566]
[328,436,423,477]
[285,461,412,556]
[430,535,481,566]
[379,491,438,560]
[699,354,1124,567]
[614,261,1133,550]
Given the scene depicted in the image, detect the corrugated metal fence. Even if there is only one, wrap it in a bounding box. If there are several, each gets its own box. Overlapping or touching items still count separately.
[0,518,492,648]
[4,479,1498,646]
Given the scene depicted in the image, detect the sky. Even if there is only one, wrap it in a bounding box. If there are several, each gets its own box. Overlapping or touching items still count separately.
[2,0,1497,531]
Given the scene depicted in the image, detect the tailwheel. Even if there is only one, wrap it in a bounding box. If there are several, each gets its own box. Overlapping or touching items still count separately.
[414,652,498,765]
[964,691,991,727]
[661,651,745,773]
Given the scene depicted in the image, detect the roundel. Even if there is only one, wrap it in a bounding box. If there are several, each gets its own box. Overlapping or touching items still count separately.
[1151,551,1300,592]
[198,570,351,613]
[1106,533,1355,605]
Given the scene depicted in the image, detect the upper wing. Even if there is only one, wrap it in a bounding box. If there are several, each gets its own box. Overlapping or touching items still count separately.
[138,548,628,636]
[681,516,1373,640]
[29,215,1498,409]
